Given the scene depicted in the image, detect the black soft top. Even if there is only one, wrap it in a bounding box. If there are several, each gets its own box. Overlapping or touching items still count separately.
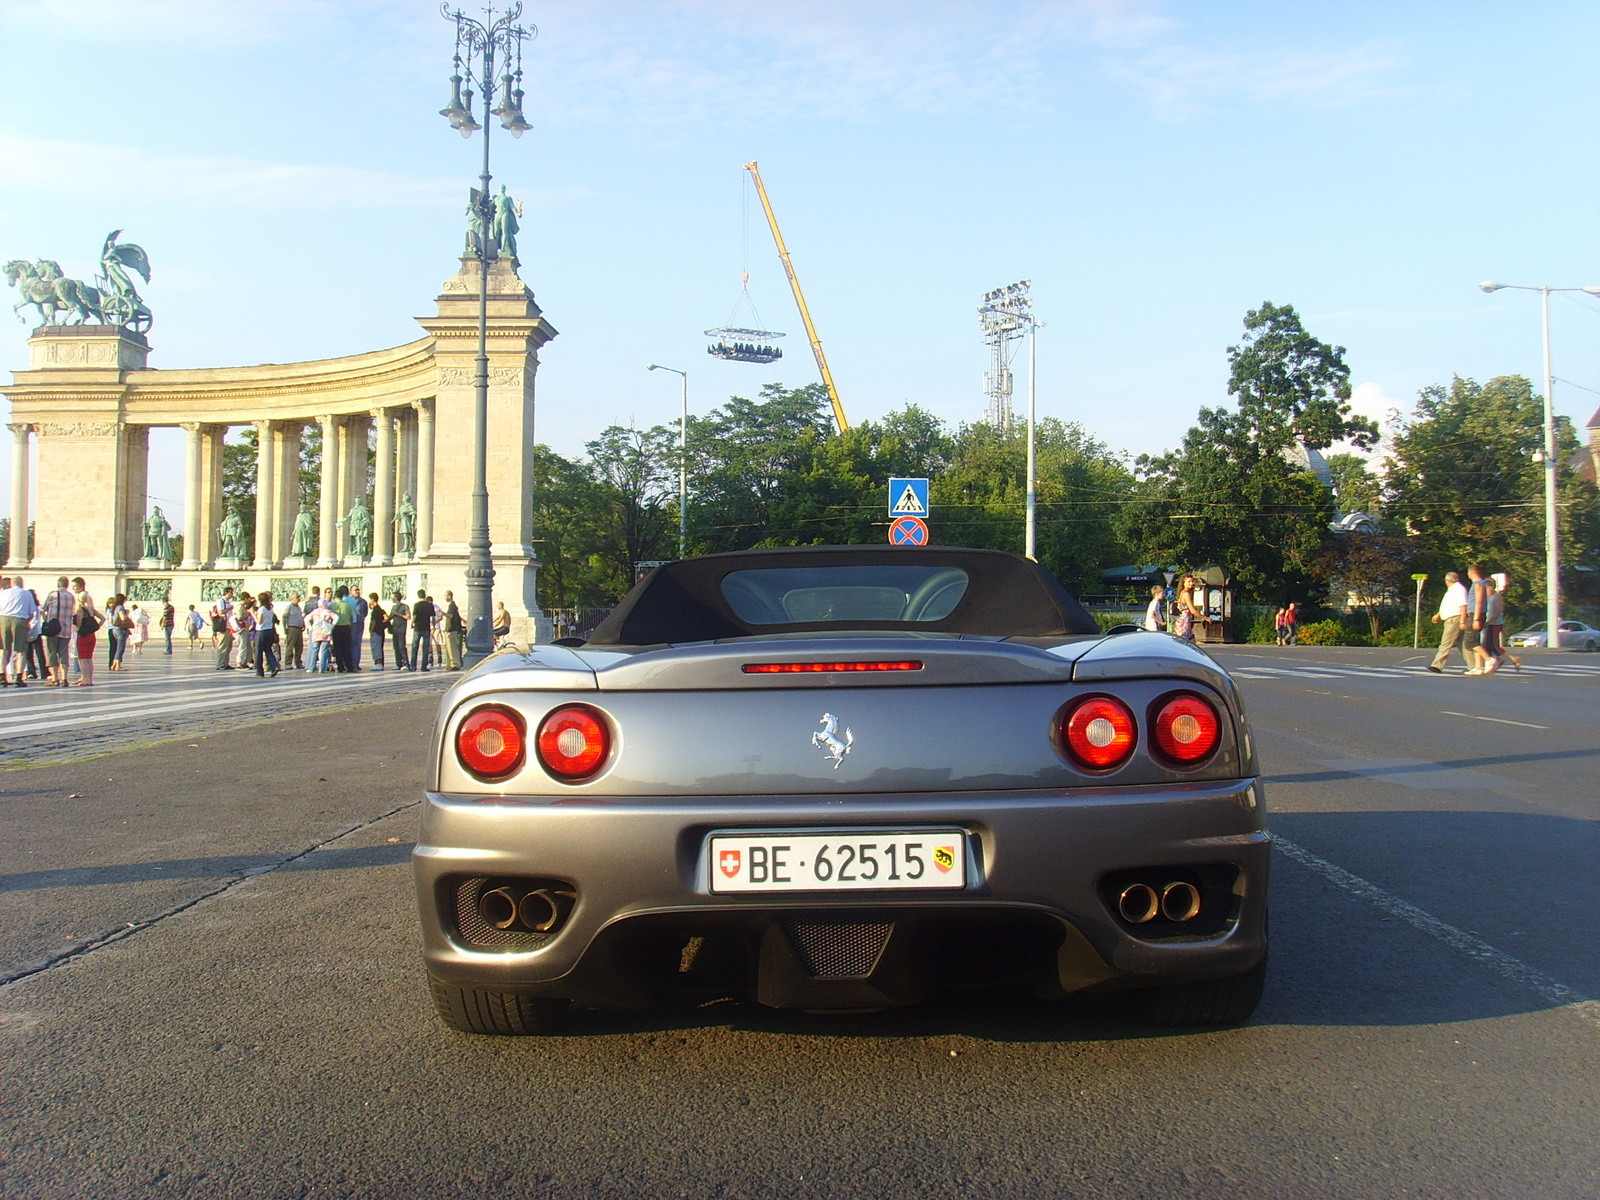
[583,545,1100,645]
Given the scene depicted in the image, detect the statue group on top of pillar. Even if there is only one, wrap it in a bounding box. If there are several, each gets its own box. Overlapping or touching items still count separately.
[217,505,246,562]
[339,496,374,562]
[141,506,173,564]
[394,491,418,557]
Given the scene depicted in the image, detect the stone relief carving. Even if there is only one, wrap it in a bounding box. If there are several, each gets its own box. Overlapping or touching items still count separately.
[125,578,172,602]
[35,421,120,437]
[436,366,523,387]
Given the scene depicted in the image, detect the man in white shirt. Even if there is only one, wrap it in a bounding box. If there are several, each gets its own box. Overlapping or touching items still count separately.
[0,575,41,686]
[1427,570,1468,673]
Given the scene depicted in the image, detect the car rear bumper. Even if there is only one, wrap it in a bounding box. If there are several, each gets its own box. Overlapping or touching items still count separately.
[414,779,1269,1006]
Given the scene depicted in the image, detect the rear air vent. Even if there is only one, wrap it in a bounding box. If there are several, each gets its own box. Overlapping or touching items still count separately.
[783,920,894,978]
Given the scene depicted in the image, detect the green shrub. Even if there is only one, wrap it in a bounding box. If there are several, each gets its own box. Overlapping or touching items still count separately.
[1377,623,1418,647]
[1295,619,1350,646]
[1245,611,1278,644]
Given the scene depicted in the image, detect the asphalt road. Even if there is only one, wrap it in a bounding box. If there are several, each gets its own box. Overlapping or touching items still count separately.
[2,645,1597,1199]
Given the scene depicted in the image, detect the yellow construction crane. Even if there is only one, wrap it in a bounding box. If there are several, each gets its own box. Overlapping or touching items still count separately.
[743,161,849,433]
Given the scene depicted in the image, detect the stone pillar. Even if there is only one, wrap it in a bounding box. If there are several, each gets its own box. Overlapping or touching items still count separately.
[252,420,276,569]
[7,424,30,568]
[272,422,302,563]
[415,399,436,559]
[199,426,227,566]
[181,423,204,568]
[398,408,418,506]
[317,415,340,568]
[117,425,149,568]
[372,408,395,565]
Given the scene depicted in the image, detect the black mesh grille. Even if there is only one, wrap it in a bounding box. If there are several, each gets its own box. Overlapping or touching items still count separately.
[453,877,552,951]
[784,920,893,979]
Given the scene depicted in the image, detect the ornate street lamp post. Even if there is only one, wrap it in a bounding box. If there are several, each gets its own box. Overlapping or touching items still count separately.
[439,3,534,654]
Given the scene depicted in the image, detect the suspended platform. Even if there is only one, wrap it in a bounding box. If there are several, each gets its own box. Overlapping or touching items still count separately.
[705,326,785,364]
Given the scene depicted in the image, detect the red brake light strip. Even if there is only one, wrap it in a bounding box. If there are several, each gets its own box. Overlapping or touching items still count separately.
[742,661,924,674]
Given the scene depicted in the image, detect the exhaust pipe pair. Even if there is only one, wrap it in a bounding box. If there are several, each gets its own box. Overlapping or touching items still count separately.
[479,886,566,933]
[1117,880,1201,924]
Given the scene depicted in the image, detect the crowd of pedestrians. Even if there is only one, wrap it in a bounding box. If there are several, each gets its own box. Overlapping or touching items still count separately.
[1429,564,1521,676]
[1,573,473,689]
[206,585,466,678]
[0,574,123,688]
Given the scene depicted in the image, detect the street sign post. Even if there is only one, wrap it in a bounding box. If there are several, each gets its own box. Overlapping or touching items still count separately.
[1411,573,1429,648]
[888,515,929,546]
[888,477,929,518]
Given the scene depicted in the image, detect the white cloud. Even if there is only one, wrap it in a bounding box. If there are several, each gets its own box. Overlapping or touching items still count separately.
[1109,41,1416,121]
[0,134,592,214]
[1337,380,1408,469]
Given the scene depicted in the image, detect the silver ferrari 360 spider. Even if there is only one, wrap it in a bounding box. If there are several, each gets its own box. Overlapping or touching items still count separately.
[415,546,1268,1034]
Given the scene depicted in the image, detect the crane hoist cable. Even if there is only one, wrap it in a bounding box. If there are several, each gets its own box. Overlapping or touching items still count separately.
[743,160,849,434]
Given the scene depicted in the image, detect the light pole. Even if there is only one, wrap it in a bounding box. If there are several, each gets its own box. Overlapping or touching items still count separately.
[647,364,688,558]
[1479,280,1600,649]
[439,3,533,655]
[1024,317,1044,561]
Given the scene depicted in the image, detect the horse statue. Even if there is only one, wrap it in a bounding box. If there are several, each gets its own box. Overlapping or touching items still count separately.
[811,712,854,769]
[5,260,69,325]
[4,231,151,331]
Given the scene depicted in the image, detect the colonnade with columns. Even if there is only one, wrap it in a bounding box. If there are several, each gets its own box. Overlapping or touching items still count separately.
[5,252,556,644]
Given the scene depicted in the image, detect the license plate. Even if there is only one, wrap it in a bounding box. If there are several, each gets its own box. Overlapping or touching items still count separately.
[708,829,967,893]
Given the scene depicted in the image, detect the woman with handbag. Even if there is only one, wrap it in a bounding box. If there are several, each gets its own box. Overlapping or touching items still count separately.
[72,578,101,687]
[105,594,132,670]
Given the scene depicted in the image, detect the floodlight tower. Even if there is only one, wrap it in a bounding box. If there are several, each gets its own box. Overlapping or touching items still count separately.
[979,281,1033,430]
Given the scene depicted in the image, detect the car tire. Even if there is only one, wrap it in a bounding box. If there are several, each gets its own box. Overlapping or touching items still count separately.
[1131,955,1267,1027]
[429,976,569,1035]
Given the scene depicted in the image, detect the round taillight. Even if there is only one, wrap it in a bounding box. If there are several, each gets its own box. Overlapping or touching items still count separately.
[1151,693,1221,765]
[536,705,610,781]
[1062,696,1137,770]
[457,705,527,780]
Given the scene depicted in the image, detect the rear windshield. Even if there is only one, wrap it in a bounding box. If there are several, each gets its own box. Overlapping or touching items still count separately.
[721,565,969,625]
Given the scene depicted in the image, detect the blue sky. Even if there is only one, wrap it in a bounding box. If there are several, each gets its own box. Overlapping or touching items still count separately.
[3,0,1598,524]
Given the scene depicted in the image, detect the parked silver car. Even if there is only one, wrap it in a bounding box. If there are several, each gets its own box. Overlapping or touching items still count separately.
[415,547,1268,1034]
[1507,620,1600,651]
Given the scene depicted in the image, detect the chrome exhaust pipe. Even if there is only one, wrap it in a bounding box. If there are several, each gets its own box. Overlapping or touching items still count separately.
[479,886,519,930]
[517,888,560,932]
[1161,881,1201,922]
[1118,883,1160,924]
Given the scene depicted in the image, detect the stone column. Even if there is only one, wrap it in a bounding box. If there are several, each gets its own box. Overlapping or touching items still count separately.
[117,425,149,568]
[200,426,227,566]
[316,415,340,568]
[251,420,276,570]
[415,399,435,559]
[272,423,302,563]
[7,424,30,568]
[398,408,417,506]
[181,423,203,568]
[372,408,395,565]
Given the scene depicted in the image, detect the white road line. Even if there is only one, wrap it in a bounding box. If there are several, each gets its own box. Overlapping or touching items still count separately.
[1439,710,1551,730]
[1,676,432,737]
[1274,836,1600,1030]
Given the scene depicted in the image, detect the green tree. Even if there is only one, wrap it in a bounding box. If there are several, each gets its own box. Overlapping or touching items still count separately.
[221,427,259,552]
[1382,374,1600,615]
[1312,531,1415,640]
[1325,451,1380,517]
[1119,302,1377,601]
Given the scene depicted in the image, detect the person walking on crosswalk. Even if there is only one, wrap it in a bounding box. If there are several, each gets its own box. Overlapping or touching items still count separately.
[1427,571,1468,673]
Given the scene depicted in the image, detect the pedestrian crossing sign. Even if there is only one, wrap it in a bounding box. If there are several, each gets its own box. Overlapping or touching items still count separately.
[888,477,929,518]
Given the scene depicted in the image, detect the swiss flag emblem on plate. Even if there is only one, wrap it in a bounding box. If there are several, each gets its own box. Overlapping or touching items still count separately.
[719,850,742,878]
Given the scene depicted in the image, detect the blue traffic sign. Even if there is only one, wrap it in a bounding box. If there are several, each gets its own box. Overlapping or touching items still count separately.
[888,477,929,518]
[889,515,929,546]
